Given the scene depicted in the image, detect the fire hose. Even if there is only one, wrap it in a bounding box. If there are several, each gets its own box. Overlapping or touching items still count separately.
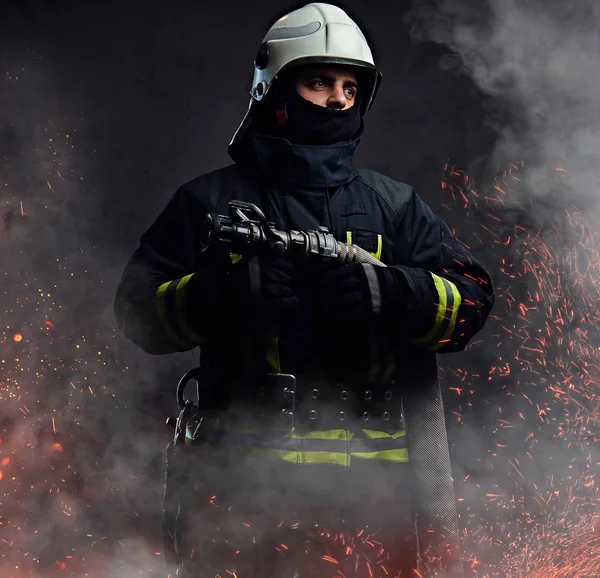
[165,200,464,577]
[198,199,385,267]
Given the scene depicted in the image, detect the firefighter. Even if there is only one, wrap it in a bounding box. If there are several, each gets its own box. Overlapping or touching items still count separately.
[114,3,494,577]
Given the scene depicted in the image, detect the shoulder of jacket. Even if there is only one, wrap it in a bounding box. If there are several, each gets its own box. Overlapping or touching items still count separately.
[171,164,251,212]
[178,164,244,193]
[355,168,414,222]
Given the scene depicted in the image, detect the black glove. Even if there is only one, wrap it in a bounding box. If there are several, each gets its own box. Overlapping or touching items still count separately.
[184,263,233,339]
[315,262,405,325]
[260,254,303,327]
[186,255,303,337]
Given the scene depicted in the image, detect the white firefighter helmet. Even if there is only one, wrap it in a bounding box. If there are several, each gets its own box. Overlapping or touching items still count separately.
[229,3,382,149]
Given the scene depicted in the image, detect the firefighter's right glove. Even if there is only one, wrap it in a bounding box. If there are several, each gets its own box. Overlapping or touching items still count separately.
[185,257,302,337]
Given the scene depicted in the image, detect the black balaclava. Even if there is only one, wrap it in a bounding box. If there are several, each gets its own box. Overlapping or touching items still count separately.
[252,68,363,146]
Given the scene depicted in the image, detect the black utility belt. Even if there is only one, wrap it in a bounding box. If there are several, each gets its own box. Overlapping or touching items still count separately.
[225,373,406,433]
[173,370,406,445]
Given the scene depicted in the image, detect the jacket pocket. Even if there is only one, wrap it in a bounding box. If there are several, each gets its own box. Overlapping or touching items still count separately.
[345,228,383,261]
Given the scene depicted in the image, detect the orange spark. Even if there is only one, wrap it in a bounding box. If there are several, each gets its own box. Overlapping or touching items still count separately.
[321,555,339,564]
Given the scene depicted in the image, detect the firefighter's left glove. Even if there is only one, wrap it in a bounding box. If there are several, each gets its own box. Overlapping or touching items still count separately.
[184,265,235,340]
[316,263,402,325]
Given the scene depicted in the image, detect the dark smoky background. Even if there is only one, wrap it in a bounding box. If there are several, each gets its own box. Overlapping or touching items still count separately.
[1,0,596,576]
[404,0,600,574]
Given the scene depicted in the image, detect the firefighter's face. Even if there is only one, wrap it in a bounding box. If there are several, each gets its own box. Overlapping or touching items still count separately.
[294,65,358,110]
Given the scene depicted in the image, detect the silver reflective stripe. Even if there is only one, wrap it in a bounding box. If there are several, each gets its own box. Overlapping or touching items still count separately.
[264,21,322,41]
[361,263,381,314]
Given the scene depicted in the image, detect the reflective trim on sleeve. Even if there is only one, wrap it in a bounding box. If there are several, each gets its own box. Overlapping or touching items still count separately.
[156,275,205,349]
[230,252,243,264]
[412,273,462,352]
[430,278,461,352]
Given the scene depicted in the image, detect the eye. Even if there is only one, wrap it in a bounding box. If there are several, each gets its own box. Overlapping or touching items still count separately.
[310,79,327,89]
[344,87,357,98]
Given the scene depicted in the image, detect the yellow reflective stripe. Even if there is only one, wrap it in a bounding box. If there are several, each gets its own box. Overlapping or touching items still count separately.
[363,429,406,439]
[185,428,409,463]
[156,281,194,349]
[431,278,462,352]
[372,234,382,260]
[290,427,350,440]
[412,274,448,345]
[215,448,409,465]
[412,274,462,351]
[175,274,207,344]
[351,449,409,462]
[345,231,382,260]
[230,252,243,264]
[282,449,409,464]
[277,451,350,465]
[266,335,281,372]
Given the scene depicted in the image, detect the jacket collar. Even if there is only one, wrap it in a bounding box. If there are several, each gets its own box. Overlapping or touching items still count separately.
[247,135,360,190]
[252,135,360,188]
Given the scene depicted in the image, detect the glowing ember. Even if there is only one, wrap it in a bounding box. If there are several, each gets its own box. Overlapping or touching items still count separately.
[440,161,600,576]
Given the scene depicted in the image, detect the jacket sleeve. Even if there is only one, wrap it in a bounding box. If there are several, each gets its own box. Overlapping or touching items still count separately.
[384,189,495,353]
[114,187,223,355]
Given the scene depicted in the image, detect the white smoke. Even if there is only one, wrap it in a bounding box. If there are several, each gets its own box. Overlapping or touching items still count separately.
[405,0,600,204]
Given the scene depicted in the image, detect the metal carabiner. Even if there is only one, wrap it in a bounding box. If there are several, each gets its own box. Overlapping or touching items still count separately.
[176,367,205,410]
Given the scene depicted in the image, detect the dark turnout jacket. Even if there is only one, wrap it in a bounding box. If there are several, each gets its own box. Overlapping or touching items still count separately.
[114,135,494,389]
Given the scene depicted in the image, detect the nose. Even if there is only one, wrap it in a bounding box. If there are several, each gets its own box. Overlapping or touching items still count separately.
[327,84,349,110]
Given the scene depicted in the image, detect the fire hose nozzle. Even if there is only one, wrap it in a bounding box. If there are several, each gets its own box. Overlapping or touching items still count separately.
[200,200,386,268]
